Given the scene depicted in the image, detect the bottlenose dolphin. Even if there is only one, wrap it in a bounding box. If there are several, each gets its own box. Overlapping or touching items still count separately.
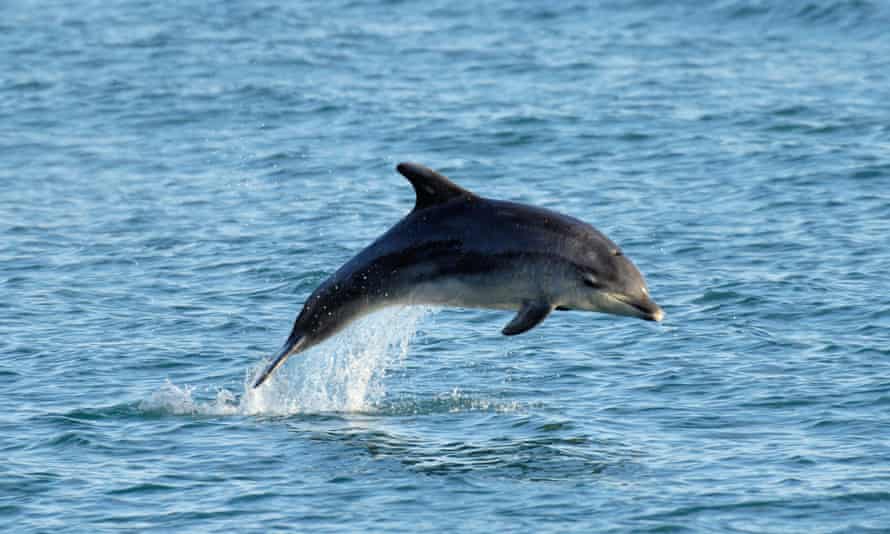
[252,162,663,388]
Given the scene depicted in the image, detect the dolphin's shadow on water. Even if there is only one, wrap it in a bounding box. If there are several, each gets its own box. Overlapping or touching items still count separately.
[283,407,643,481]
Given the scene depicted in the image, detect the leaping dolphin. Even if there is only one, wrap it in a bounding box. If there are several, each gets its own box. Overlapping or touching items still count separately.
[252,162,663,388]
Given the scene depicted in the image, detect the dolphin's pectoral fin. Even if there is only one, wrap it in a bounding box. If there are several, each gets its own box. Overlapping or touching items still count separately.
[502,301,553,336]
[396,162,476,211]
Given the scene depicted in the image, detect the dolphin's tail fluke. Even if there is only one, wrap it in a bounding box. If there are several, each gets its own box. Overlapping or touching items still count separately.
[252,332,307,388]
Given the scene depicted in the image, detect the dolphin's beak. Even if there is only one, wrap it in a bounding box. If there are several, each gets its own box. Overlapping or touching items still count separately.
[252,334,305,389]
[643,299,664,322]
[615,294,664,322]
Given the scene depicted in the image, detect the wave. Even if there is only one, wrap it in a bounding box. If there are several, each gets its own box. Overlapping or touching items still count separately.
[717,0,886,29]
[613,0,890,37]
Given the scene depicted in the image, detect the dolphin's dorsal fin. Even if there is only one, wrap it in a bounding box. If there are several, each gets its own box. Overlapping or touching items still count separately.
[396,162,474,211]
[502,301,553,336]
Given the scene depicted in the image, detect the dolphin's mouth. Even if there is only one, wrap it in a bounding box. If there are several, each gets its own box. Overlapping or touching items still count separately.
[613,294,664,322]
[632,301,664,322]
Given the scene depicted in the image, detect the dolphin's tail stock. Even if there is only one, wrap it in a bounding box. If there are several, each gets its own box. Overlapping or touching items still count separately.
[252,331,307,388]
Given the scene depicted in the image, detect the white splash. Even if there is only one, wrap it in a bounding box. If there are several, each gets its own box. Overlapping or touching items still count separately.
[141,306,430,416]
[140,381,242,416]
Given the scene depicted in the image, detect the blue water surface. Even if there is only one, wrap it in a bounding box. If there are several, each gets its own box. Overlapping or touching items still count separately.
[2,1,890,532]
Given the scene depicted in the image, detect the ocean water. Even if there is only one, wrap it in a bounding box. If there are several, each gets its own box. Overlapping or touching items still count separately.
[2,0,890,531]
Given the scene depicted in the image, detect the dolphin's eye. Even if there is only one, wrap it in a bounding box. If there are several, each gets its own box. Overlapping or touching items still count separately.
[612,249,623,257]
[582,276,603,290]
